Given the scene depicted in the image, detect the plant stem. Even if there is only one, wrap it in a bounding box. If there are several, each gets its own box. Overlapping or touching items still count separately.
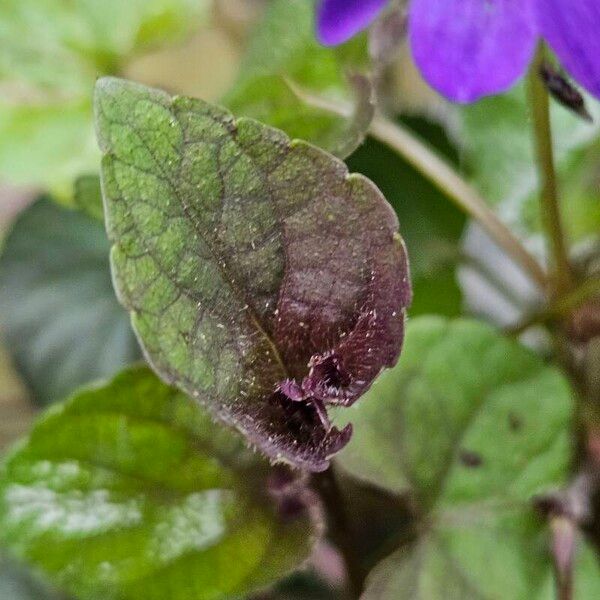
[527,44,574,298]
[368,115,547,290]
[289,80,548,291]
[312,467,366,599]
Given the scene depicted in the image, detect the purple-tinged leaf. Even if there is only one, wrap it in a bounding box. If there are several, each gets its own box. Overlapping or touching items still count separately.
[94,77,411,472]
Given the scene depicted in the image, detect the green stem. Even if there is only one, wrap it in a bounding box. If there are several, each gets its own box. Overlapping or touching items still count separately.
[527,44,574,298]
[368,115,547,291]
[289,80,548,291]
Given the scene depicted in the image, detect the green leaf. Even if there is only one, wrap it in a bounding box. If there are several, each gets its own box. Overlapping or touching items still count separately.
[346,121,465,317]
[0,0,210,198]
[362,531,600,600]
[459,84,600,244]
[0,366,318,600]
[223,0,373,157]
[337,316,573,502]
[0,197,140,405]
[94,77,411,471]
[0,102,97,201]
[335,316,587,599]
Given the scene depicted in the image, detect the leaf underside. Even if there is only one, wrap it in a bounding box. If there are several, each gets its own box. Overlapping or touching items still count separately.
[95,77,411,471]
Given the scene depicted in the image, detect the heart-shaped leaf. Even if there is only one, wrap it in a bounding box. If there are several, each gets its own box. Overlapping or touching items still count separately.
[337,317,574,501]
[0,197,140,406]
[94,77,411,471]
[0,366,319,600]
[334,317,594,598]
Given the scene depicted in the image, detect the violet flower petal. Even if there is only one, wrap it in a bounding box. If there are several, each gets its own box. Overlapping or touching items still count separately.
[536,0,600,100]
[409,0,538,103]
[317,0,388,46]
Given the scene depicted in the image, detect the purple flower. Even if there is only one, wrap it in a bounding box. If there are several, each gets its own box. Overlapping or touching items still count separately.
[316,0,600,103]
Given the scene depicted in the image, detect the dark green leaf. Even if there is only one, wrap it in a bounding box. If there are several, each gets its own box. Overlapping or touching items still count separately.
[334,316,588,598]
[0,366,319,600]
[95,77,411,471]
[0,197,140,405]
[223,0,373,157]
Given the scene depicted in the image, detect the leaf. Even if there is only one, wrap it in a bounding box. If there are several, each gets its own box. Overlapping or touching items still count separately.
[346,120,465,317]
[94,77,411,471]
[222,0,373,158]
[335,316,585,598]
[0,0,210,198]
[337,316,573,500]
[0,197,140,406]
[459,83,600,244]
[0,366,319,600]
[362,532,600,600]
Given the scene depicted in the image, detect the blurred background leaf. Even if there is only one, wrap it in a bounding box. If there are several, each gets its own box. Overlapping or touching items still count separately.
[0,366,319,600]
[0,0,211,200]
[362,530,600,600]
[73,175,104,222]
[459,83,600,249]
[0,197,140,406]
[223,0,373,157]
[334,316,587,598]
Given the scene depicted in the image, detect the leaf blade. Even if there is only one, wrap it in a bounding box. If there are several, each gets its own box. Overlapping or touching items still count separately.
[335,316,585,599]
[95,77,411,471]
[0,366,318,600]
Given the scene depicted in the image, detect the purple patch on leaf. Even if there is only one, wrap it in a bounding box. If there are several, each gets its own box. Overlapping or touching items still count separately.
[263,149,411,469]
